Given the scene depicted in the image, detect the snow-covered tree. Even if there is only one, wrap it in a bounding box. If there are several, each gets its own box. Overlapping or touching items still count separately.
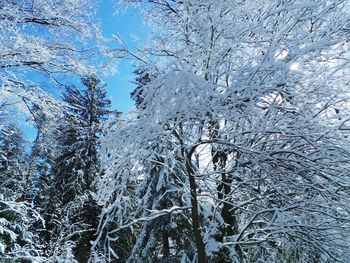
[0,1,112,261]
[96,1,350,262]
[0,123,44,262]
[43,76,113,263]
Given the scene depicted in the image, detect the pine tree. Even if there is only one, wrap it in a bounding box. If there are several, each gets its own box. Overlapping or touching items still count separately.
[131,67,158,108]
[0,124,43,262]
[43,75,113,262]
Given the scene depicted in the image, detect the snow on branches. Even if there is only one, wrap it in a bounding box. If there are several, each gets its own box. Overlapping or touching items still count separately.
[0,0,105,118]
[96,1,350,262]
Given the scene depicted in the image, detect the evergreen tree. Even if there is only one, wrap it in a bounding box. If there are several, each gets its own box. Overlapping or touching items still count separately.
[0,124,27,199]
[43,75,113,262]
[0,124,43,262]
[131,68,157,108]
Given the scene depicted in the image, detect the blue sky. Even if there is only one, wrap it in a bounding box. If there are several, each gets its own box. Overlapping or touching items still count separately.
[98,1,149,112]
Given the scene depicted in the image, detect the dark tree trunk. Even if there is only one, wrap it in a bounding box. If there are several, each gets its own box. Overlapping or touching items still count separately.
[162,230,170,260]
[186,152,206,263]
[210,117,243,262]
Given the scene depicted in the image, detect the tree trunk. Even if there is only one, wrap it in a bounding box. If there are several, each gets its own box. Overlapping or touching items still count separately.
[213,145,244,262]
[162,230,170,260]
[186,152,206,263]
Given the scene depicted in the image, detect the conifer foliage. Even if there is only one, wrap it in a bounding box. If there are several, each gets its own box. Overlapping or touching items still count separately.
[42,76,113,262]
[0,122,43,262]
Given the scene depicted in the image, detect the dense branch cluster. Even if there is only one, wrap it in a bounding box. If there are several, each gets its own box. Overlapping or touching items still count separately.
[95,0,350,262]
